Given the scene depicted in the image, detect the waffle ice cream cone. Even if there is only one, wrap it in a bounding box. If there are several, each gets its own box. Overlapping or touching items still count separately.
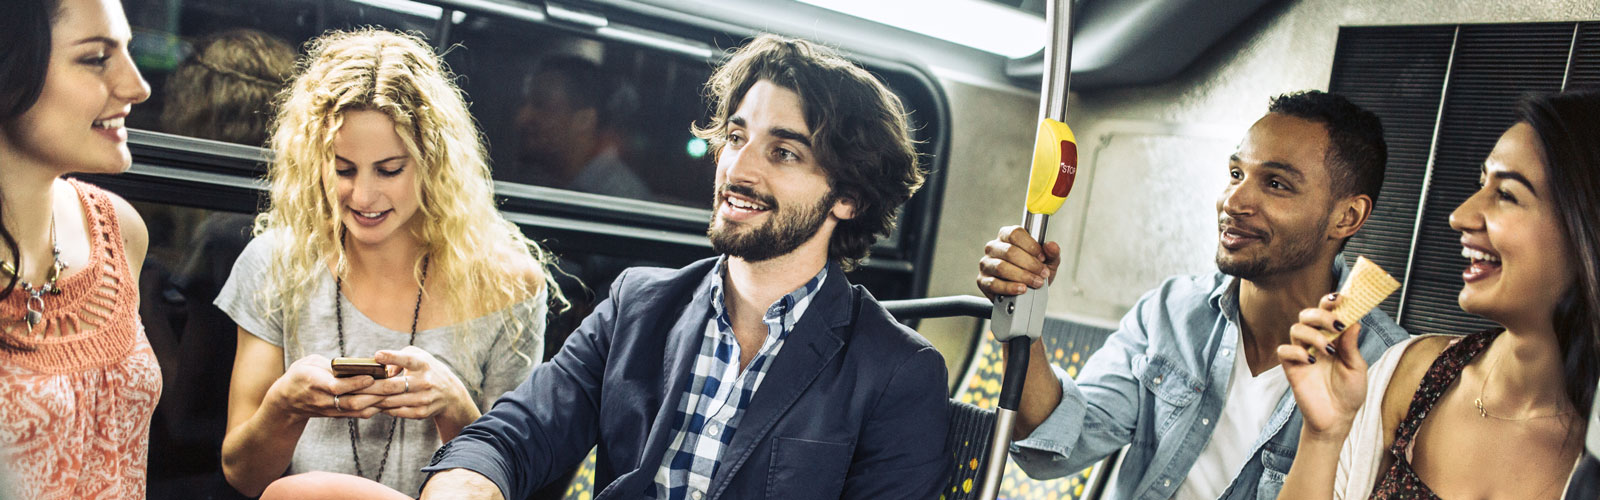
[1330,256,1400,337]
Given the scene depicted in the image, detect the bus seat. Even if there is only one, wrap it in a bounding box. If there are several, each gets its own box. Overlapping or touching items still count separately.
[949,313,1117,500]
[942,400,995,500]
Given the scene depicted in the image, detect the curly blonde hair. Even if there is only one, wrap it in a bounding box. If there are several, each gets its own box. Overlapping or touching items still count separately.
[257,28,563,355]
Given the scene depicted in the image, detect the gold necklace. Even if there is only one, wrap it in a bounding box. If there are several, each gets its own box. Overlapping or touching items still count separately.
[1,214,66,334]
[1473,351,1577,420]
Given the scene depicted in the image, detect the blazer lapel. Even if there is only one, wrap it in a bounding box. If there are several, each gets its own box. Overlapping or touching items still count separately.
[634,270,720,478]
[706,263,853,499]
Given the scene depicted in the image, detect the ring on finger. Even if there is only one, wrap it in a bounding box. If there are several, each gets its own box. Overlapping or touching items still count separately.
[333,394,342,411]
[403,376,410,394]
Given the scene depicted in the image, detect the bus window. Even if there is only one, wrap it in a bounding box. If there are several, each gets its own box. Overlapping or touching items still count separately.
[129,201,255,499]
[445,15,716,207]
[123,0,443,145]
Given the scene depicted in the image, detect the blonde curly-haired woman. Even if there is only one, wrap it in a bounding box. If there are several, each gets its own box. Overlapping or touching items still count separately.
[216,28,562,497]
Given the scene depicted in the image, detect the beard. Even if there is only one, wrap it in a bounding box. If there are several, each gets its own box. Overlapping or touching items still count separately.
[1214,215,1326,280]
[708,184,835,263]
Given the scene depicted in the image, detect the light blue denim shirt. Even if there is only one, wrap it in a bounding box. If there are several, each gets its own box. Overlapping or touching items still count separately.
[1010,255,1408,500]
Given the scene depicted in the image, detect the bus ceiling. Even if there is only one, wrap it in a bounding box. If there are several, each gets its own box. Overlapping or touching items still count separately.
[1005,0,1284,89]
[592,0,1281,91]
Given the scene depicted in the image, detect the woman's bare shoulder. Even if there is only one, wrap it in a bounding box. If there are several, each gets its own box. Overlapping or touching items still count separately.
[499,246,549,296]
[1381,335,1457,424]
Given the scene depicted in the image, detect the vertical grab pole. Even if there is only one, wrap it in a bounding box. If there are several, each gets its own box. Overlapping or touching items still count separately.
[979,0,1074,499]
[1039,0,1074,124]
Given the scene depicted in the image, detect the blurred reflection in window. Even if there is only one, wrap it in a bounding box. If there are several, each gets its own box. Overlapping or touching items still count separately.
[506,55,655,201]
[450,19,716,208]
[129,22,296,500]
[137,204,256,500]
[125,0,440,136]
[158,29,294,145]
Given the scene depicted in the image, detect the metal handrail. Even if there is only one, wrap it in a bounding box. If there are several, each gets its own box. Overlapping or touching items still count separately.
[880,295,993,320]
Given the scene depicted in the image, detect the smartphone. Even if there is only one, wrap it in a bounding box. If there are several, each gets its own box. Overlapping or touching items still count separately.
[331,357,389,379]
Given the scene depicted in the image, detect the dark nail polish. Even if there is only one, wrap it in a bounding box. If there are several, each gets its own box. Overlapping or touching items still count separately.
[1325,345,1338,356]
[1333,320,1347,332]
[1326,293,1339,302]
[1307,354,1317,364]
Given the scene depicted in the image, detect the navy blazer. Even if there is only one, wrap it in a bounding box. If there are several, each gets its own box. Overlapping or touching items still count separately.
[424,257,950,499]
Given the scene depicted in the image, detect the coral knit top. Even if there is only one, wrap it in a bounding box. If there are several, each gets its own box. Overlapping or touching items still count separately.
[0,180,161,499]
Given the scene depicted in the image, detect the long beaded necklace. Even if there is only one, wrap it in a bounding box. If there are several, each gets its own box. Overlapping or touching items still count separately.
[1,214,66,335]
[334,254,428,484]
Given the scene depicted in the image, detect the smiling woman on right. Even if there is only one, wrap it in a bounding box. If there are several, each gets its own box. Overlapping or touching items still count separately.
[1275,88,1600,499]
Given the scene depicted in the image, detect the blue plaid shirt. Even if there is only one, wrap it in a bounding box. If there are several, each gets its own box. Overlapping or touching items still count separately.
[650,258,828,500]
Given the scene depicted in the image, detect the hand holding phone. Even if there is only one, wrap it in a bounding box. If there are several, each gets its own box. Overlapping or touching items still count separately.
[331,357,389,379]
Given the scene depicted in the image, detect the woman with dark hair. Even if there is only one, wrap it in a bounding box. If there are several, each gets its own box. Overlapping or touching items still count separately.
[1276,88,1600,499]
[0,0,156,497]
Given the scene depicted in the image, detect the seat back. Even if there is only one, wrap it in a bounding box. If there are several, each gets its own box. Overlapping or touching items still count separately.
[949,314,1117,500]
[942,400,996,500]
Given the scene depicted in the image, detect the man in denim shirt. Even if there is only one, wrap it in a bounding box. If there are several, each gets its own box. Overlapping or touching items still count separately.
[976,91,1409,499]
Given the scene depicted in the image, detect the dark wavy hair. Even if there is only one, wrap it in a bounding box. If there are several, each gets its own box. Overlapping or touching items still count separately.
[693,34,924,270]
[0,0,60,352]
[1520,88,1600,418]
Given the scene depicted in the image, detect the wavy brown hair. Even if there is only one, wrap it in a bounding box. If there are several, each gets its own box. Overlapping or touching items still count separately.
[693,34,924,270]
[0,0,60,352]
[160,29,295,145]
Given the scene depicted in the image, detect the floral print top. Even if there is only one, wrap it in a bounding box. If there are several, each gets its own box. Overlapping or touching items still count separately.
[1369,328,1501,500]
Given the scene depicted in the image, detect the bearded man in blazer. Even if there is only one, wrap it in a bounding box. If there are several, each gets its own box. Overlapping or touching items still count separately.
[419,34,949,500]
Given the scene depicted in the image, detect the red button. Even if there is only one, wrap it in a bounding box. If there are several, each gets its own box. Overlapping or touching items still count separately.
[1051,140,1078,197]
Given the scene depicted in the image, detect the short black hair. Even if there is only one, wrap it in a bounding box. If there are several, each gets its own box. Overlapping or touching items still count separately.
[1267,90,1387,204]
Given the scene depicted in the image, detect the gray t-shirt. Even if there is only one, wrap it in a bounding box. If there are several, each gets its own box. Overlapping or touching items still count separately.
[215,235,546,494]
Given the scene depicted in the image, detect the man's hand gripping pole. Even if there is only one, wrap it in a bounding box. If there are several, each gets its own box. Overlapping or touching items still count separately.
[980,119,1077,499]
[979,0,1075,496]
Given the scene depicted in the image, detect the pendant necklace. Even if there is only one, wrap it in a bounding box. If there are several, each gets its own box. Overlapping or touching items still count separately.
[1474,351,1576,420]
[334,253,428,484]
[1,214,66,334]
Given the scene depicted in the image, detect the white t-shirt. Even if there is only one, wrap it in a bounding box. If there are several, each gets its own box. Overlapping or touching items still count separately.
[1172,335,1290,500]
